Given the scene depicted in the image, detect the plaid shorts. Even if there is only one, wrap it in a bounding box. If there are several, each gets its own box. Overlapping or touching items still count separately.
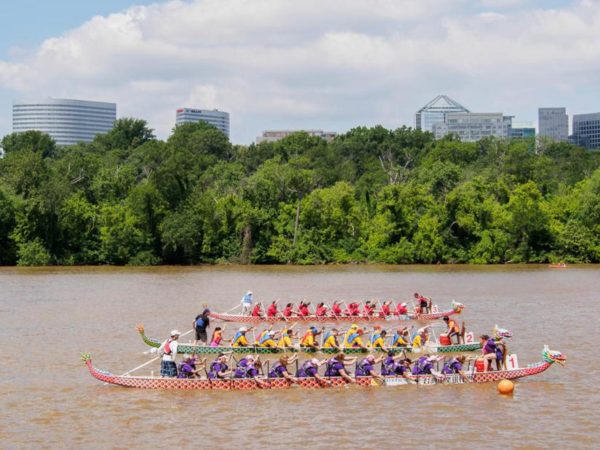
[161,360,178,377]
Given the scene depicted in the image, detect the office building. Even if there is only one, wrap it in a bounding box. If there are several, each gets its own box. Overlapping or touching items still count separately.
[433,113,512,142]
[510,121,536,139]
[415,95,470,132]
[12,98,116,146]
[572,113,600,150]
[538,107,568,142]
[175,108,230,137]
[256,129,337,144]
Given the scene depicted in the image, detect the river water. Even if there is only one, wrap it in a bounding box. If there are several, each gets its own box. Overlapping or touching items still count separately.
[0,265,598,449]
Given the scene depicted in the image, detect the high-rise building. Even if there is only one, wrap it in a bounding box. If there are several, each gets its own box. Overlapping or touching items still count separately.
[175,108,230,137]
[256,129,337,144]
[538,107,568,142]
[572,113,600,150]
[415,95,470,132]
[12,98,116,146]
[433,113,512,142]
[510,121,536,139]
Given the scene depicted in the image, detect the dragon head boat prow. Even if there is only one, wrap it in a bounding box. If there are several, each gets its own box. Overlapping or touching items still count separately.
[543,345,566,365]
[451,301,465,313]
[136,324,145,334]
[493,324,513,339]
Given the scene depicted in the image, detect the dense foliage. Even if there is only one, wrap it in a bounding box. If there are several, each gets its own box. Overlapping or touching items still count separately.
[1,119,599,266]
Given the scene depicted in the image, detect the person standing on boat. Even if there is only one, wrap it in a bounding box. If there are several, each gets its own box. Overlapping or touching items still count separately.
[193,308,210,345]
[415,293,430,314]
[241,291,253,315]
[442,316,461,344]
[158,330,180,377]
[324,353,356,383]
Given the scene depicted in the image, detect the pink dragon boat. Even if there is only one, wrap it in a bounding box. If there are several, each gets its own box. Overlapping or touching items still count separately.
[209,301,464,324]
[82,346,564,390]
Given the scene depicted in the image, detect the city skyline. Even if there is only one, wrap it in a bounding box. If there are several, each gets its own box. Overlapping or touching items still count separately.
[0,0,599,144]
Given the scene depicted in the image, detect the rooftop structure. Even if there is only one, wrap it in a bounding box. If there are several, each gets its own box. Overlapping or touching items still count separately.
[433,112,512,142]
[415,95,470,133]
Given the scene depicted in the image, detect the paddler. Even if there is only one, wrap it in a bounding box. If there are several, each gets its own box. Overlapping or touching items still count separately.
[277,328,295,348]
[394,302,409,316]
[298,301,311,317]
[345,327,368,350]
[443,316,461,344]
[232,327,253,347]
[412,327,429,349]
[268,355,298,383]
[233,355,266,387]
[283,303,294,318]
[266,300,279,318]
[300,326,322,349]
[441,355,471,382]
[379,300,392,317]
[315,302,328,317]
[370,326,389,352]
[331,301,343,316]
[324,353,356,383]
[355,354,385,382]
[296,358,330,385]
[412,354,443,380]
[209,327,224,347]
[251,303,263,317]
[258,330,279,348]
[391,327,410,348]
[322,328,342,350]
[208,353,232,379]
[178,355,206,379]
[363,300,376,316]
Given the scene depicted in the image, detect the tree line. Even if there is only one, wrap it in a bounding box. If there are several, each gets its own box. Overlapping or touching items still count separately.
[0,118,599,266]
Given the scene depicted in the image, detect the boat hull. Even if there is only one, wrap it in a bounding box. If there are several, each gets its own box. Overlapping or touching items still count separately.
[84,358,553,390]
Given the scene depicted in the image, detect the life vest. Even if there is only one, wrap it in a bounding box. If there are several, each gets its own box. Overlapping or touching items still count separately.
[234,359,253,378]
[448,320,459,333]
[356,360,371,376]
[325,358,341,377]
[259,332,272,345]
[269,363,286,378]
[296,361,314,378]
[346,332,360,347]
[381,358,395,376]
[162,338,174,355]
[300,330,314,346]
[371,333,381,347]
[209,361,227,379]
[232,331,246,346]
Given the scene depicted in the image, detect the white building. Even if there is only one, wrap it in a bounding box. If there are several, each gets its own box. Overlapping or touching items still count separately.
[415,95,470,133]
[538,107,568,142]
[175,108,230,137]
[256,130,337,144]
[13,98,116,146]
[433,113,512,142]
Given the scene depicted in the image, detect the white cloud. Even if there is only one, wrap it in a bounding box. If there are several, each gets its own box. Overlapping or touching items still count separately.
[0,0,599,143]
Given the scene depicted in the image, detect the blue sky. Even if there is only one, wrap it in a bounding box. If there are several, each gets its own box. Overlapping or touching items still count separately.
[0,0,597,144]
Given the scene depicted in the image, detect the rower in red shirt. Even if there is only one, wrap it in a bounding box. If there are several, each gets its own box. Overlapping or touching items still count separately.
[283,303,294,317]
[332,301,343,316]
[251,304,263,317]
[315,302,328,317]
[364,301,376,316]
[266,300,278,317]
[395,302,409,315]
[298,301,311,316]
[379,300,392,317]
[346,302,360,316]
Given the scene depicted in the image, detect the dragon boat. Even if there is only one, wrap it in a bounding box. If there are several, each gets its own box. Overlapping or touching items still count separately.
[82,346,565,390]
[209,301,464,324]
[137,325,481,355]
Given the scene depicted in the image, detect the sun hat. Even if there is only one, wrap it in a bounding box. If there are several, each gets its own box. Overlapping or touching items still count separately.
[170,329,181,336]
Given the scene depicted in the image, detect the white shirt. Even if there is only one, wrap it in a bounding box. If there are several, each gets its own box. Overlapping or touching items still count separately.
[241,294,253,306]
[159,339,178,362]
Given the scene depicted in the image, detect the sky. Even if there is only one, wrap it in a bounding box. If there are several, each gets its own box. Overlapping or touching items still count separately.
[0,0,598,144]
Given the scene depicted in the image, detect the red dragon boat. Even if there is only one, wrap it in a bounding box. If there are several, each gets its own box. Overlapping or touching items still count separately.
[209,301,464,324]
[82,346,564,390]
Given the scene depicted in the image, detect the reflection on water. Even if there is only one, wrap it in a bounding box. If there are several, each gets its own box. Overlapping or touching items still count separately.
[1,265,598,449]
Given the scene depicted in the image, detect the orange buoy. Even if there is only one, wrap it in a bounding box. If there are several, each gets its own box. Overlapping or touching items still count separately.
[498,379,514,395]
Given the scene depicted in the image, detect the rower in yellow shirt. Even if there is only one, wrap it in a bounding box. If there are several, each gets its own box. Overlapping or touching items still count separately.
[322,328,341,350]
[369,326,389,352]
[277,328,295,348]
[232,327,251,347]
[345,328,368,350]
[300,326,321,349]
[391,327,410,347]
[412,328,429,349]
[258,330,278,348]
[342,324,359,347]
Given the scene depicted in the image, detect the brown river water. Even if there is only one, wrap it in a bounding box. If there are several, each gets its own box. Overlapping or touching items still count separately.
[1,265,599,449]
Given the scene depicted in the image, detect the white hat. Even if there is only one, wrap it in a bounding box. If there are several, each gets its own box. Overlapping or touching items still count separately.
[248,291,253,295]
[311,358,319,365]
[239,327,248,332]
[269,331,276,336]
[246,355,255,361]
[401,302,408,306]
[170,329,181,336]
